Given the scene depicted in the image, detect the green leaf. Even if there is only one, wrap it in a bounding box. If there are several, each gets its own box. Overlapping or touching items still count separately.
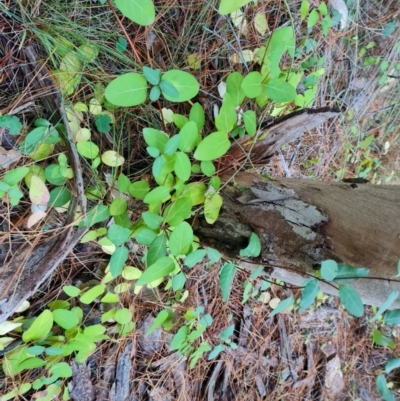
[107,224,131,246]
[241,72,263,98]
[185,249,207,268]
[372,291,399,321]
[243,110,257,137]
[110,246,129,277]
[45,164,66,186]
[194,132,230,161]
[268,296,294,317]
[143,128,169,152]
[160,70,199,102]
[339,284,364,317]
[164,197,192,227]
[321,259,338,281]
[0,114,22,134]
[52,309,79,330]
[219,324,235,342]
[172,272,186,291]
[49,187,71,207]
[239,233,261,257]
[218,0,251,15]
[147,234,167,266]
[318,2,327,16]
[210,175,221,189]
[117,174,131,193]
[207,247,222,262]
[95,114,112,133]
[143,186,170,204]
[18,357,46,371]
[3,167,29,186]
[215,93,237,133]
[385,358,400,374]
[334,264,369,281]
[220,262,236,301]
[200,161,215,177]
[136,256,175,286]
[26,346,45,356]
[149,86,161,101]
[129,180,150,199]
[50,362,72,378]
[169,221,193,256]
[164,135,181,155]
[23,310,53,342]
[226,72,245,106]
[110,198,128,216]
[105,73,148,107]
[115,0,155,26]
[114,308,132,325]
[173,114,188,129]
[307,9,320,30]
[189,103,205,131]
[373,329,396,349]
[204,193,223,224]
[179,121,198,153]
[208,344,225,360]
[265,79,297,102]
[159,80,180,98]
[101,150,124,167]
[182,182,207,206]
[77,141,99,159]
[174,152,191,182]
[80,284,106,304]
[384,309,400,326]
[143,66,161,85]
[116,36,127,52]
[146,309,170,336]
[142,212,163,230]
[63,285,81,297]
[300,0,309,20]
[376,375,395,401]
[136,228,157,245]
[299,278,320,311]
[79,204,110,228]
[101,292,120,303]
[170,326,188,351]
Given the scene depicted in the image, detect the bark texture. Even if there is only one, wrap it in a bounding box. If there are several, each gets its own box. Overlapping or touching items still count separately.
[194,172,400,307]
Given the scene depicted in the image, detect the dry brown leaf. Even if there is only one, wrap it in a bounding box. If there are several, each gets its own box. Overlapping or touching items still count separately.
[0,146,22,169]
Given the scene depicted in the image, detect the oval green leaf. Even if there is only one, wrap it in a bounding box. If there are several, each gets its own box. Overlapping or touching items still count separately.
[174,152,191,182]
[339,284,364,317]
[169,221,193,256]
[194,132,230,161]
[161,70,199,102]
[219,262,236,301]
[265,79,297,102]
[241,71,263,98]
[115,0,155,26]
[105,73,148,107]
[136,256,175,286]
[80,284,106,304]
[22,310,53,342]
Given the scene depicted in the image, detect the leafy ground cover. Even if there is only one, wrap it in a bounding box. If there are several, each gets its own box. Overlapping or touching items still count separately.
[0,0,399,400]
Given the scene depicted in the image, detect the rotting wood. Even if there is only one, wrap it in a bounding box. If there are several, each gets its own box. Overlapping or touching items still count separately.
[194,172,400,307]
[109,341,133,401]
[69,361,95,401]
[224,107,340,169]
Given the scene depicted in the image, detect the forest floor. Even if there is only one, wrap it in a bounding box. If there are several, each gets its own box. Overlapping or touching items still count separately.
[0,0,399,400]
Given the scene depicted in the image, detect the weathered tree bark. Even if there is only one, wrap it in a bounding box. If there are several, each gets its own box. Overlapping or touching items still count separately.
[193,172,400,307]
